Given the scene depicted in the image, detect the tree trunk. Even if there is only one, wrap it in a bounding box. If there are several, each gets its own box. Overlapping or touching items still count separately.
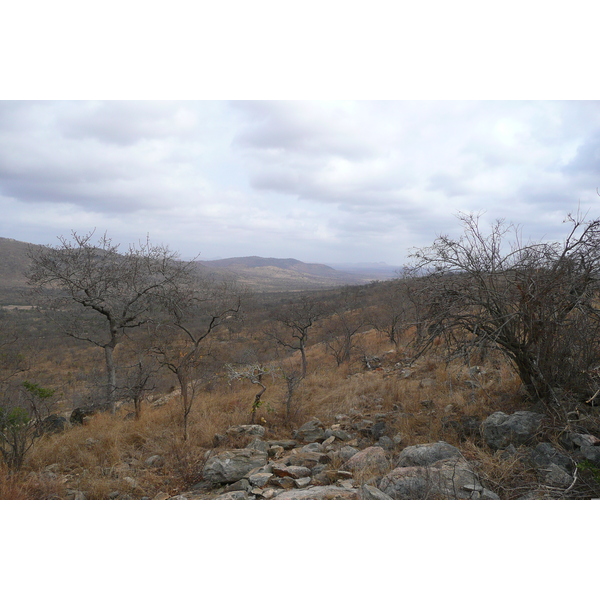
[104,343,117,412]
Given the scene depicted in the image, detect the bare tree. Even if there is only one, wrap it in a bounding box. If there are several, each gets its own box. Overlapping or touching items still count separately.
[150,276,243,440]
[226,363,272,424]
[409,212,600,408]
[322,287,367,365]
[267,296,324,379]
[27,231,192,409]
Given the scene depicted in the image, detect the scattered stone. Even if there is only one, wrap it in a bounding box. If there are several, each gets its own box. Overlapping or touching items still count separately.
[108,491,120,499]
[271,464,312,479]
[376,436,394,451]
[325,428,352,441]
[395,441,463,468]
[294,419,328,443]
[226,424,266,437]
[379,458,481,500]
[202,449,268,483]
[224,478,251,493]
[70,404,104,425]
[123,476,138,488]
[342,446,389,472]
[529,443,573,474]
[216,491,251,500]
[361,484,393,500]
[301,442,324,453]
[248,472,273,488]
[294,477,312,488]
[246,437,269,453]
[337,445,359,462]
[268,439,298,450]
[287,450,329,469]
[270,476,296,489]
[145,455,164,467]
[153,492,170,500]
[41,414,68,434]
[482,411,544,450]
[274,486,359,500]
[268,445,285,459]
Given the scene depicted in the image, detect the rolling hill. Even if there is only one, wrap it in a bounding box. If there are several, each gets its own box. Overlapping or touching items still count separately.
[0,238,389,303]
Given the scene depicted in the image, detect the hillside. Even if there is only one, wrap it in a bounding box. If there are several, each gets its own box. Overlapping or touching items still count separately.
[0,237,380,302]
[197,256,370,290]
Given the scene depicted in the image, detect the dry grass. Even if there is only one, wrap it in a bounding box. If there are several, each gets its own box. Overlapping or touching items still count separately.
[2,318,552,500]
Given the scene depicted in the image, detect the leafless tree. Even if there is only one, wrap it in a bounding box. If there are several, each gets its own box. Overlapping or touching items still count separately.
[226,363,272,424]
[27,231,193,410]
[409,212,600,408]
[267,296,325,379]
[150,276,243,440]
[322,287,368,365]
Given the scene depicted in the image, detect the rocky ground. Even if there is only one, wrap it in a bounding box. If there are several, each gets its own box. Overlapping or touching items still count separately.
[145,407,600,501]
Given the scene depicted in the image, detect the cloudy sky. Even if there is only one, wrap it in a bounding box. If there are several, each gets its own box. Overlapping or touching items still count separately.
[1,100,599,266]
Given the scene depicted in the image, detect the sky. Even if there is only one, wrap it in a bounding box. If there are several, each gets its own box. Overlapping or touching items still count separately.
[2,100,600,266]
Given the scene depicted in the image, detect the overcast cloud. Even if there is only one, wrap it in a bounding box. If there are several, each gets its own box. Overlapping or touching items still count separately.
[1,100,599,265]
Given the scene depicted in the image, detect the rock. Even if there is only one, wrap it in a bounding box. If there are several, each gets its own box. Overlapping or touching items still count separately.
[248,472,273,488]
[268,439,298,450]
[70,404,105,425]
[286,451,329,469]
[108,491,120,499]
[202,449,268,483]
[246,437,269,453]
[376,436,394,451]
[153,491,170,500]
[271,464,312,479]
[337,446,359,462]
[371,421,387,440]
[360,484,393,500]
[301,442,324,453]
[294,419,327,443]
[542,463,574,487]
[482,411,544,450]
[325,428,352,441]
[342,446,389,473]
[274,486,360,500]
[559,432,600,467]
[123,476,138,488]
[395,441,463,467]
[224,479,251,493]
[268,445,285,460]
[270,476,297,489]
[41,414,68,434]
[226,424,266,437]
[294,477,312,488]
[379,458,481,500]
[529,443,573,474]
[145,455,164,467]
[216,491,251,500]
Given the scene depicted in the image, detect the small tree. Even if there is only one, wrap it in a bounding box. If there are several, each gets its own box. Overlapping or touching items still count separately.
[150,276,243,440]
[226,363,272,424]
[409,212,600,408]
[322,287,367,366]
[27,231,192,409]
[267,296,324,378]
[0,381,55,471]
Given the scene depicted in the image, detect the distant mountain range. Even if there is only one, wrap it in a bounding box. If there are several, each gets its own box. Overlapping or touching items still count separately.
[0,237,398,303]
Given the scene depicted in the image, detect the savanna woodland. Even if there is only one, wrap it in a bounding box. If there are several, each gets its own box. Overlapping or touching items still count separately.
[2,213,600,500]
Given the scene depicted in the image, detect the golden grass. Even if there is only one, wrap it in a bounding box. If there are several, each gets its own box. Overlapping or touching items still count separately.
[1,321,542,500]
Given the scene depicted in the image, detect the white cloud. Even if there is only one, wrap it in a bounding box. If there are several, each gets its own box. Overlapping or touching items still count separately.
[1,100,600,265]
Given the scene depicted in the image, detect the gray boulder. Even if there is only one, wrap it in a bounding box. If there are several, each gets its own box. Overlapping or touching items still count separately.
[41,414,68,434]
[342,446,389,473]
[202,449,268,483]
[379,458,481,500]
[226,424,266,437]
[482,411,544,450]
[294,419,328,443]
[395,441,463,467]
[274,485,359,500]
[360,484,393,500]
